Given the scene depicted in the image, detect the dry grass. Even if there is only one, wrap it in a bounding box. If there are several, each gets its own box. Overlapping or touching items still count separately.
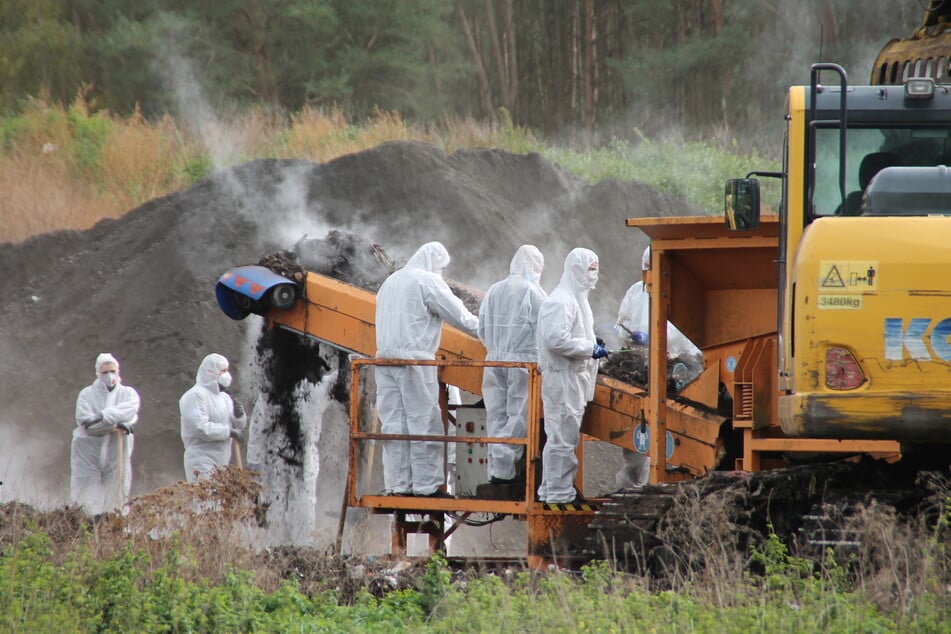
[846,472,951,612]
[95,465,266,580]
[652,484,753,604]
[0,99,537,244]
[611,466,951,613]
[281,106,420,162]
[0,466,429,601]
[98,110,178,210]
[0,467,264,579]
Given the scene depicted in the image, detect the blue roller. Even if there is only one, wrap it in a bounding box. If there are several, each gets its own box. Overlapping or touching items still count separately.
[216,265,298,320]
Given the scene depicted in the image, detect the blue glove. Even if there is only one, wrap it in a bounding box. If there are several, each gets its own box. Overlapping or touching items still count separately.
[631,331,648,345]
[592,343,610,359]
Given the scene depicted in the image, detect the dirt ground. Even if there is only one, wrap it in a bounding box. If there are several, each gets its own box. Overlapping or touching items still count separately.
[0,141,699,511]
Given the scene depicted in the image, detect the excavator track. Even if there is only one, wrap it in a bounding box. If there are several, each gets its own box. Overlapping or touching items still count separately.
[584,458,949,580]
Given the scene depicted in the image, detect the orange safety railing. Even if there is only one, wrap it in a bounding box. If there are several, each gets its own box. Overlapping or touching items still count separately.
[345,357,549,517]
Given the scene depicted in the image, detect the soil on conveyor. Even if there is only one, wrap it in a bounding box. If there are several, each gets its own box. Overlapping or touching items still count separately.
[0,141,701,507]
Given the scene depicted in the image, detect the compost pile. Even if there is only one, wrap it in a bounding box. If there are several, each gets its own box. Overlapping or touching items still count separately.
[0,141,701,507]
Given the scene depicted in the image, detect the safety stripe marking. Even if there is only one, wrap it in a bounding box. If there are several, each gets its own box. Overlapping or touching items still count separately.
[544,502,598,511]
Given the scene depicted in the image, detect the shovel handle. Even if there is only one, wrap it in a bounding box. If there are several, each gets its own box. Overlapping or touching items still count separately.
[113,428,126,505]
[232,438,244,469]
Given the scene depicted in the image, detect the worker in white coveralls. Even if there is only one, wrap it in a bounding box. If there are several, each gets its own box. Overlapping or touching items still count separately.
[614,246,703,489]
[71,352,140,515]
[477,244,546,496]
[375,241,480,497]
[536,248,609,504]
[179,353,247,482]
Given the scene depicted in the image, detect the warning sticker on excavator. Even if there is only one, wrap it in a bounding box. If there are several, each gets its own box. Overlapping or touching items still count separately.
[819,260,878,292]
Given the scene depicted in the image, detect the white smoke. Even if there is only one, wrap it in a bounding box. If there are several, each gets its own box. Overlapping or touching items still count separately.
[154,36,239,169]
[0,419,67,510]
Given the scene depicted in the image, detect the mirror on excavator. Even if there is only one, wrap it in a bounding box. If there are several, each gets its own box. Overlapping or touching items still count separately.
[724,178,760,231]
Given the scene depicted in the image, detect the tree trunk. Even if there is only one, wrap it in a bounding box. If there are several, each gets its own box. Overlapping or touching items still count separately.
[582,0,594,147]
[502,0,518,117]
[711,0,724,34]
[570,1,579,137]
[247,1,278,105]
[483,0,510,110]
[455,1,495,120]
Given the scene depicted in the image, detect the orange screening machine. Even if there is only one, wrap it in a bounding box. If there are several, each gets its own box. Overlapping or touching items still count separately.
[216,214,895,565]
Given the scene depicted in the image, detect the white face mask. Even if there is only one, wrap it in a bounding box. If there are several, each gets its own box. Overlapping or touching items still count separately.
[218,371,233,390]
[583,268,599,289]
[100,372,117,389]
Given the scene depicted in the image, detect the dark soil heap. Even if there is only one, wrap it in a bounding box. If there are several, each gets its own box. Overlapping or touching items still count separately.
[0,141,701,505]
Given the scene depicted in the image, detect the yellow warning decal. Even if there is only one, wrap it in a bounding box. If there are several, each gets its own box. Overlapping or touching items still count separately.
[819,260,878,292]
[817,295,863,310]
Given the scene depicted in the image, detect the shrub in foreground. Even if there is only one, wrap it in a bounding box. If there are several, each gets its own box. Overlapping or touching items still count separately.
[1,532,947,633]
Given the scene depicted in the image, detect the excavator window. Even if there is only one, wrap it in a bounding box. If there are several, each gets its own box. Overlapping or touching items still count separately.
[814,126,951,217]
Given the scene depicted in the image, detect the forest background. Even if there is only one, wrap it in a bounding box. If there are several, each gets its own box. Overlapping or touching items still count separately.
[0,0,923,243]
[1,0,921,144]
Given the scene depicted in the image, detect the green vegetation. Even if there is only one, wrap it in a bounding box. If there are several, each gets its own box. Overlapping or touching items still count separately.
[543,134,781,214]
[1,527,947,633]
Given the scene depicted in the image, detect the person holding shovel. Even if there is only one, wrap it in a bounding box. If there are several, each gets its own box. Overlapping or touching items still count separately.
[71,352,140,515]
[180,353,247,482]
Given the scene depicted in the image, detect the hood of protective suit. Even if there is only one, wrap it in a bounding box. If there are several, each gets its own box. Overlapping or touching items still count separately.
[406,241,451,276]
[94,352,121,388]
[196,353,229,392]
[375,240,479,360]
[478,245,547,361]
[94,352,119,376]
[509,244,544,279]
[559,248,599,293]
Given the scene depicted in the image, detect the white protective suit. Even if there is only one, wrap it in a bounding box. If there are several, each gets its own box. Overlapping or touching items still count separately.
[375,242,480,495]
[180,353,247,482]
[616,281,702,360]
[536,248,600,503]
[71,353,140,515]
[478,245,546,481]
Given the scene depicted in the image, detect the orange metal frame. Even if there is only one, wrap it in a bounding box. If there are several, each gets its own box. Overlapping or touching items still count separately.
[268,275,622,563]
[628,214,898,472]
[344,357,600,566]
